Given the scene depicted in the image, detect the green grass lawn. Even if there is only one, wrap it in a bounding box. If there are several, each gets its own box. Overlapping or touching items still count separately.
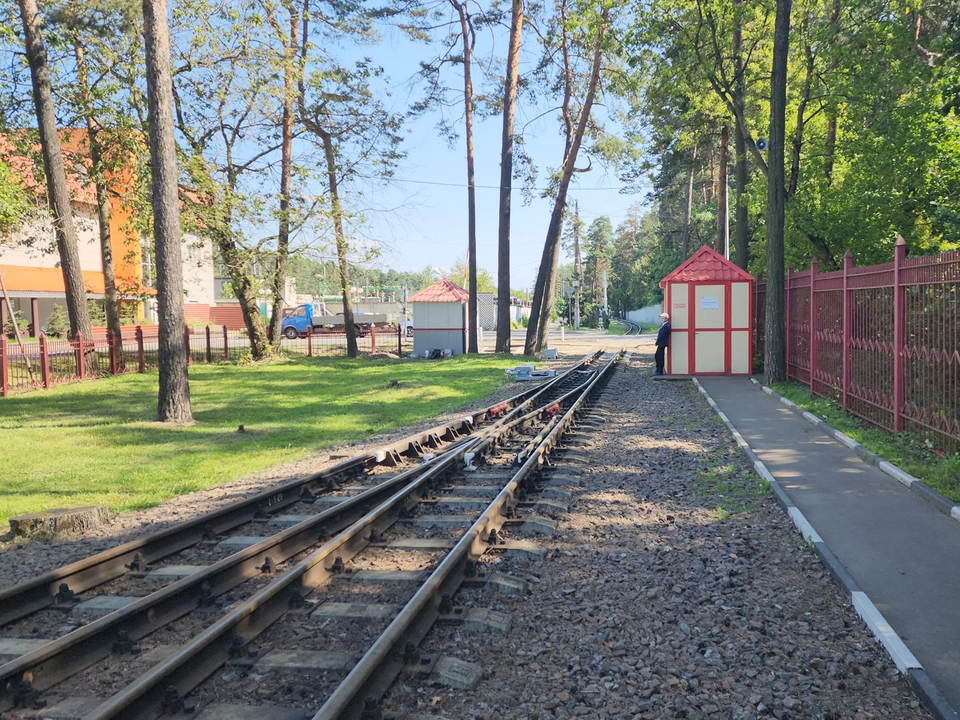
[606,321,628,336]
[771,381,960,503]
[0,354,530,527]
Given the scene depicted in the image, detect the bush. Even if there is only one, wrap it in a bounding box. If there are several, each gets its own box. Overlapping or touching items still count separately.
[4,310,29,339]
[46,304,69,337]
[88,300,106,326]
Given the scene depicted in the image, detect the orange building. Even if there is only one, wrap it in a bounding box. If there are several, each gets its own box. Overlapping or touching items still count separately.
[0,130,224,333]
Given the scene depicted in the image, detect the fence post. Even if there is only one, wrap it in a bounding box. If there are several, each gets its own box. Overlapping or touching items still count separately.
[307,325,313,357]
[893,235,906,433]
[223,325,229,360]
[842,251,852,411]
[0,334,7,397]
[785,266,793,377]
[184,324,191,365]
[136,326,145,373]
[370,324,377,353]
[397,325,402,356]
[39,333,50,389]
[76,331,85,381]
[205,325,212,363]
[108,330,118,376]
[809,258,818,392]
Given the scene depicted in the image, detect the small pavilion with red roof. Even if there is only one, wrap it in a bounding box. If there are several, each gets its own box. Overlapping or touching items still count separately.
[659,246,755,375]
[407,278,470,357]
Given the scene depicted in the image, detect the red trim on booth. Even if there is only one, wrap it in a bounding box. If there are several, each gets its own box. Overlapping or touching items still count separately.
[687,283,695,374]
[724,281,732,374]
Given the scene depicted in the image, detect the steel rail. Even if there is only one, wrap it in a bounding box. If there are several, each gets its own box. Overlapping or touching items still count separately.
[77,356,608,720]
[80,386,568,720]
[0,350,600,630]
[0,353,600,712]
[314,351,623,719]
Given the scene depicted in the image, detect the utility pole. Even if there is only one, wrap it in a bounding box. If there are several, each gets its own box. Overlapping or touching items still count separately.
[573,200,582,331]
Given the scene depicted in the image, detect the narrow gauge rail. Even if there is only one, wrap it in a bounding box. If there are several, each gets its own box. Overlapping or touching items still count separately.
[68,351,622,720]
[0,349,601,630]
[0,353,604,713]
[622,319,641,335]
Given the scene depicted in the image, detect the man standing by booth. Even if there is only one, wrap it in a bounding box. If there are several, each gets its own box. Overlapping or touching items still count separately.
[654,312,671,375]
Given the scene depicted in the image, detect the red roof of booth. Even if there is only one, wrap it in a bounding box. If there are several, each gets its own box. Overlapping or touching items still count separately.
[659,246,755,287]
[407,278,470,303]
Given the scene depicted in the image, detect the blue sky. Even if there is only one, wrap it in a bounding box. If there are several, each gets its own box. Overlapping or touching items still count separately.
[337,19,650,291]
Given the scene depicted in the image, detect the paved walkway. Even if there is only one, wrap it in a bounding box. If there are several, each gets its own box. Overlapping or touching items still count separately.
[699,377,960,715]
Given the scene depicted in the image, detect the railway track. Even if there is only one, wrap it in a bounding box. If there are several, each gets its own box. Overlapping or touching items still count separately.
[621,319,641,336]
[0,351,616,718]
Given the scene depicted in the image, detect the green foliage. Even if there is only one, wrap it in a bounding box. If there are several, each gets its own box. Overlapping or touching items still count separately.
[450,258,496,293]
[46,304,69,337]
[619,0,960,278]
[3,310,29,338]
[87,300,106,326]
[0,162,34,234]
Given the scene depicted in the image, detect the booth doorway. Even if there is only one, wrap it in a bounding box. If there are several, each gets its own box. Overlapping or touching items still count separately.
[693,284,725,373]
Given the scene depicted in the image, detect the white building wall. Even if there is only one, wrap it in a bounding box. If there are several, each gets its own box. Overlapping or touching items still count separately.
[181,231,215,306]
[2,209,102,272]
[627,303,665,326]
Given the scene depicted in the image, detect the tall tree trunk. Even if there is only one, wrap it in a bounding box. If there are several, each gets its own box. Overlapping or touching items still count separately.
[716,125,728,255]
[681,145,697,259]
[267,4,298,344]
[823,0,840,186]
[215,221,270,359]
[733,122,749,269]
[495,0,523,354]
[73,39,123,353]
[142,0,192,423]
[454,0,479,353]
[764,0,792,384]
[18,0,93,344]
[732,0,749,269]
[824,116,837,184]
[320,132,358,358]
[524,9,608,355]
[787,37,813,201]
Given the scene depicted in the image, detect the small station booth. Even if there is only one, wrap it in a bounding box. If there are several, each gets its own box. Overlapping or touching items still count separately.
[659,246,755,375]
[408,278,468,357]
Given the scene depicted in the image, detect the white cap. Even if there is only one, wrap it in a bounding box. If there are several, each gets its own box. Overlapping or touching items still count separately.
[660,312,670,320]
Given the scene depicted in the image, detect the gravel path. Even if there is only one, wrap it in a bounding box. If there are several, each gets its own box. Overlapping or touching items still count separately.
[383,351,927,719]
[0,364,568,590]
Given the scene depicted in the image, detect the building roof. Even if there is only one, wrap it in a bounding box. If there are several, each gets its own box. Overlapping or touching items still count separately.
[660,245,755,287]
[408,278,470,303]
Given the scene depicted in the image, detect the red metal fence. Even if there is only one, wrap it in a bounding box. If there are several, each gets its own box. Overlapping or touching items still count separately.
[753,240,960,457]
[1,325,409,397]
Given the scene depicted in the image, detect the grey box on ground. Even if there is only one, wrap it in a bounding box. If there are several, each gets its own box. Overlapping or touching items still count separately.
[9,506,111,537]
[434,655,482,689]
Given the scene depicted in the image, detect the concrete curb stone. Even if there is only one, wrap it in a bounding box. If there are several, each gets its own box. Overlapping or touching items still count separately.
[692,377,960,720]
[749,377,960,524]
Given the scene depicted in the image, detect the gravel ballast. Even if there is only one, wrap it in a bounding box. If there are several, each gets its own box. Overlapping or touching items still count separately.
[382,352,927,719]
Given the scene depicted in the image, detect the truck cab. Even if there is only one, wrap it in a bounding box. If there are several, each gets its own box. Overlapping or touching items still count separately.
[281,304,314,339]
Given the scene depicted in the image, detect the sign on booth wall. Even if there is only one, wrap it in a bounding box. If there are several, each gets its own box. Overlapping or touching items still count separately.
[699,296,719,310]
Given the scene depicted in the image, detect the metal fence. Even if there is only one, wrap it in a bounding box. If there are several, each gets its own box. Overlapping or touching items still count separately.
[1,325,410,397]
[753,241,960,457]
